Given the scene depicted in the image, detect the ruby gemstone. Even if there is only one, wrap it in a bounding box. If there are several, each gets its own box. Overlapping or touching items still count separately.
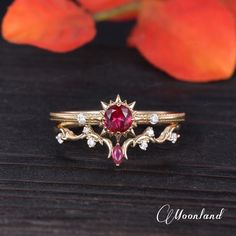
[112,144,124,166]
[104,105,132,133]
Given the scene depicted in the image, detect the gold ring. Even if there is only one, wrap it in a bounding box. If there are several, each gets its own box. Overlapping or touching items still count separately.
[50,95,186,166]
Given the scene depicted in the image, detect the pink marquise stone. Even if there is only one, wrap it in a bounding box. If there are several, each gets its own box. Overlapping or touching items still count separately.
[104,105,132,133]
[112,144,124,166]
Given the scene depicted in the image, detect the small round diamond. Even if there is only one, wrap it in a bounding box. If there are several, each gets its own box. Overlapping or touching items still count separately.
[83,126,90,134]
[146,127,155,137]
[56,133,64,144]
[150,114,159,125]
[76,113,86,125]
[87,137,96,148]
[139,140,148,150]
[170,132,179,143]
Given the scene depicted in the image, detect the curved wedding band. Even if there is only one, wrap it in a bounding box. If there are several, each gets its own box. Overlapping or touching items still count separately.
[50,95,185,166]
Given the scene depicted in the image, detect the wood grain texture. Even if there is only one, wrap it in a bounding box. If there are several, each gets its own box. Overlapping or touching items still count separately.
[0,39,236,236]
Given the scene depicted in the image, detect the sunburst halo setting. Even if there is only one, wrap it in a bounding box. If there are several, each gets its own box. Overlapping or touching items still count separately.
[99,95,137,165]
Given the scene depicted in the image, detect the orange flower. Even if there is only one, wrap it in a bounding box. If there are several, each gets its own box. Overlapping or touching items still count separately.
[2,0,236,82]
[2,0,96,52]
[128,0,236,82]
[79,0,138,21]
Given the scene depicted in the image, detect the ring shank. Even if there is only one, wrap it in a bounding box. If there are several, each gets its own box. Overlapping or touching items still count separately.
[50,111,185,125]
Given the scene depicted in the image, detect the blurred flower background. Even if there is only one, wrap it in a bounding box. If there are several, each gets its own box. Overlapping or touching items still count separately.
[2,0,236,83]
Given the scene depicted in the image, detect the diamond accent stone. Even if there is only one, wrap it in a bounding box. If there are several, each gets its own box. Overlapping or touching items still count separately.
[87,137,96,148]
[146,127,155,137]
[56,133,64,144]
[83,126,90,134]
[169,132,179,143]
[139,140,148,150]
[150,114,159,125]
[76,113,86,125]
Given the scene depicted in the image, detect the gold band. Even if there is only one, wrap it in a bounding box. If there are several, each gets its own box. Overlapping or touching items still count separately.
[50,111,185,125]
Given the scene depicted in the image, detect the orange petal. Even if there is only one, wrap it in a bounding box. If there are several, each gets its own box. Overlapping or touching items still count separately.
[79,0,138,21]
[220,0,236,66]
[222,0,236,15]
[128,0,236,82]
[2,0,96,52]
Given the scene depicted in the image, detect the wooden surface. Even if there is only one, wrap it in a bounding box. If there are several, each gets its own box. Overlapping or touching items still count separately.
[0,39,236,236]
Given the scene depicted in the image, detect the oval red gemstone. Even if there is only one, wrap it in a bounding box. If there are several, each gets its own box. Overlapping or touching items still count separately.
[112,144,124,166]
[104,105,132,133]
